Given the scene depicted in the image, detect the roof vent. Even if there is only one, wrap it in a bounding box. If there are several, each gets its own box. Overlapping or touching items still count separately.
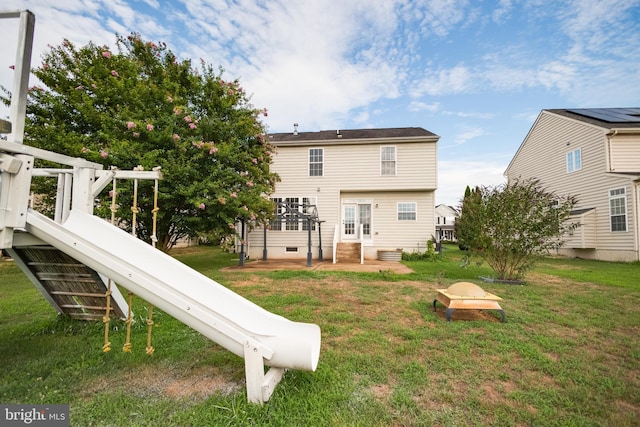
[293,123,298,135]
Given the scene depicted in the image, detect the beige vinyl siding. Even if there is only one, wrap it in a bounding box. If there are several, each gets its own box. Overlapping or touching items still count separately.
[563,209,597,249]
[608,134,640,173]
[506,111,637,259]
[272,142,436,191]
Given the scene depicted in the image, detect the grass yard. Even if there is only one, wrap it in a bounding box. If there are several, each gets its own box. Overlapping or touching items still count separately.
[1,245,639,426]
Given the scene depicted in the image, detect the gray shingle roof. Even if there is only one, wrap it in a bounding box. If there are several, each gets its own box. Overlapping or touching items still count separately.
[268,127,438,143]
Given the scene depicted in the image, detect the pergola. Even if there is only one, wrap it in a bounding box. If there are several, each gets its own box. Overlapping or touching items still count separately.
[237,200,324,267]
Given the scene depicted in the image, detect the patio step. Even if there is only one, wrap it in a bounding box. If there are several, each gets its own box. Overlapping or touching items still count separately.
[336,242,361,262]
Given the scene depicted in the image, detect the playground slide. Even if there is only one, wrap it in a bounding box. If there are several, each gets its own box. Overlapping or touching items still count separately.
[24,209,320,372]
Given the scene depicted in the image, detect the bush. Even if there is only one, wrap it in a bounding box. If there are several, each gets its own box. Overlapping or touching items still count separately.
[402,240,440,261]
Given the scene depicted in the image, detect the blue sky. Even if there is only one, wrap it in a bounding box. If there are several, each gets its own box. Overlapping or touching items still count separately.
[2,0,639,207]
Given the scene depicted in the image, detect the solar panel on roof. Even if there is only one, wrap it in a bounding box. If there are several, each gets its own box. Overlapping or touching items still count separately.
[568,108,640,123]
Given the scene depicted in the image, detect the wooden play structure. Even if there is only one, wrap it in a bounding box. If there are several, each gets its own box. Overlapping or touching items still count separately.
[1,10,320,404]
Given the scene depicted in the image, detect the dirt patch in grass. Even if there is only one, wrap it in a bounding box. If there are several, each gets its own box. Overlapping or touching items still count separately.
[223,259,414,274]
[163,367,242,399]
[83,364,242,402]
[368,383,393,400]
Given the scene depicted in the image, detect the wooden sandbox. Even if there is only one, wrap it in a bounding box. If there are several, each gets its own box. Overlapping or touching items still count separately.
[433,281,505,322]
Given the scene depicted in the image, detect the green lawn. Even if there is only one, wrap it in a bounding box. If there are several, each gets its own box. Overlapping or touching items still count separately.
[1,245,638,426]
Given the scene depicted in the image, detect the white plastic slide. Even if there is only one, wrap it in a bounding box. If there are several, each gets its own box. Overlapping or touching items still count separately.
[23,209,321,401]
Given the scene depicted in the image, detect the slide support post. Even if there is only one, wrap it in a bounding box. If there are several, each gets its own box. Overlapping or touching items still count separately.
[244,339,285,404]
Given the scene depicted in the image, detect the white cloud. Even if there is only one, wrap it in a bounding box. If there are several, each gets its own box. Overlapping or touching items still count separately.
[411,65,473,96]
[455,128,487,146]
[443,110,494,119]
[561,0,638,49]
[410,0,470,37]
[105,18,128,36]
[166,0,409,131]
[407,101,440,112]
[492,0,513,23]
[141,0,160,8]
[353,111,370,124]
[536,61,577,92]
[439,127,488,150]
[481,0,640,100]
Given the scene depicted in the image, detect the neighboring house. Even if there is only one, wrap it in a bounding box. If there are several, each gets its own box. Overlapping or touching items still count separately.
[245,127,439,261]
[505,108,640,262]
[435,204,459,241]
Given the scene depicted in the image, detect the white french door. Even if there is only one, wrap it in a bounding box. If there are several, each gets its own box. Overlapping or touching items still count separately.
[342,203,371,240]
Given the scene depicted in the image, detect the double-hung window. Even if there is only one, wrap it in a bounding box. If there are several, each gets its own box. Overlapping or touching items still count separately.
[309,148,323,176]
[567,148,582,173]
[381,146,396,176]
[609,187,627,232]
[397,202,417,221]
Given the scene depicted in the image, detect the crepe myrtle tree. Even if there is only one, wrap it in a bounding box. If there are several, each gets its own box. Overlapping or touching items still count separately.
[456,178,578,280]
[2,34,279,251]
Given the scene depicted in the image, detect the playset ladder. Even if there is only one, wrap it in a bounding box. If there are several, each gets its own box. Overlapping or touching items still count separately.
[8,245,128,320]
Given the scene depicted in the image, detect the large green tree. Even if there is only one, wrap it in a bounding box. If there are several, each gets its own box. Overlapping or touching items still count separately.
[456,179,578,280]
[8,34,278,251]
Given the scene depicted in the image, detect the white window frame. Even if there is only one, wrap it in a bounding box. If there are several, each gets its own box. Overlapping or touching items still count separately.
[381,146,396,176]
[397,202,417,221]
[309,148,323,177]
[608,187,627,232]
[566,148,582,173]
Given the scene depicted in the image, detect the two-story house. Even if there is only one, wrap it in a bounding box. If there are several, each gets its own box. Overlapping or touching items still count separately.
[245,127,439,261]
[435,204,459,242]
[505,108,640,262]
